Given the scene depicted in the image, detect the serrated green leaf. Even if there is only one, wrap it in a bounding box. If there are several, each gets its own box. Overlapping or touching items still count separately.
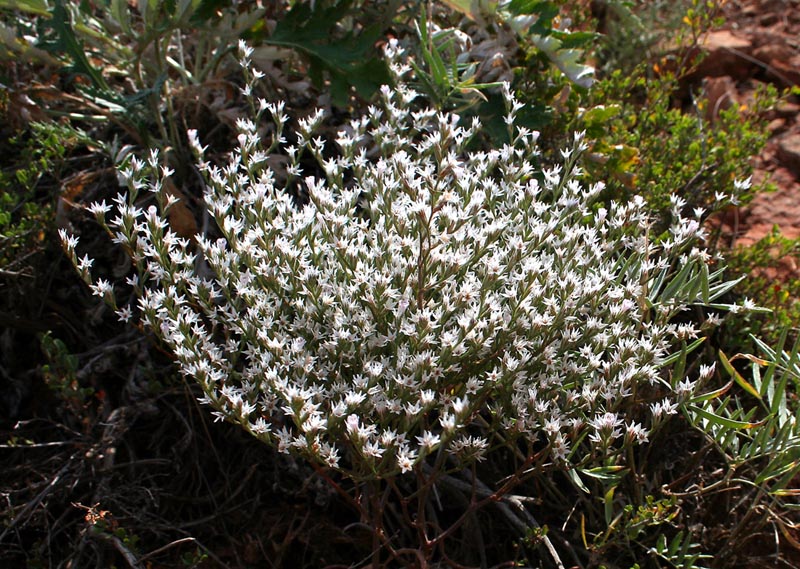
[530,33,594,87]
[509,0,559,36]
[267,1,388,103]
[51,0,111,92]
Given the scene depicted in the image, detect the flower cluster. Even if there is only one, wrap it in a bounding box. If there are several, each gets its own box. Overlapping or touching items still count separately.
[62,42,736,480]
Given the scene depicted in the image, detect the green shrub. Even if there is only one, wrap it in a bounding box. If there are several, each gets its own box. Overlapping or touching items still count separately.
[724,229,800,348]
[62,40,754,566]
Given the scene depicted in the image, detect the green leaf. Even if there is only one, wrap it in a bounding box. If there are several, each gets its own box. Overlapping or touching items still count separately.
[660,259,695,301]
[529,33,594,87]
[706,274,745,301]
[440,0,495,20]
[509,0,559,36]
[603,485,615,526]
[719,350,761,400]
[582,104,621,128]
[688,381,732,404]
[580,465,627,483]
[549,29,599,49]
[688,404,764,430]
[175,0,201,24]
[267,1,389,104]
[0,0,49,16]
[566,467,589,493]
[416,11,448,87]
[659,337,705,369]
[109,0,132,35]
[51,0,111,92]
[758,459,800,486]
[700,261,710,304]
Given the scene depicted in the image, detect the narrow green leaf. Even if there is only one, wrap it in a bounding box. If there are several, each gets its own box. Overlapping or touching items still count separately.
[0,0,49,16]
[706,274,745,301]
[656,533,668,555]
[603,485,615,526]
[757,459,800,486]
[660,260,693,301]
[580,465,627,483]
[660,337,705,369]
[672,340,688,388]
[110,0,132,35]
[668,530,684,556]
[566,468,589,493]
[719,350,761,399]
[689,404,764,429]
[700,261,710,304]
[688,380,733,403]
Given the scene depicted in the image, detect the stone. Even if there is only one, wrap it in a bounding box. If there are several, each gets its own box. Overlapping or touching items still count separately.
[768,118,787,134]
[694,30,756,80]
[777,134,800,176]
[775,101,800,118]
[767,57,800,87]
[753,42,794,65]
[702,75,738,120]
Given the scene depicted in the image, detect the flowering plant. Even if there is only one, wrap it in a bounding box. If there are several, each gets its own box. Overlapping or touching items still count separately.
[62,41,745,564]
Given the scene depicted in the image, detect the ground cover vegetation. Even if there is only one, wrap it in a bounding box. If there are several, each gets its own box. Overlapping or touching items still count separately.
[1,1,798,568]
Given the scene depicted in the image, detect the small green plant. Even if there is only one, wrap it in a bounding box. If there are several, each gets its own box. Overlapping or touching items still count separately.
[0,0,265,157]
[40,331,94,413]
[257,0,394,106]
[0,120,95,277]
[582,68,774,233]
[724,229,800,348]
[409,5,504,112]
[681,331,800,565]
[589,0,725,78]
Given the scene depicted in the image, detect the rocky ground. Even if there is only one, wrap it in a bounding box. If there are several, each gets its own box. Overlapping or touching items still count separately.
[701,0,800,258]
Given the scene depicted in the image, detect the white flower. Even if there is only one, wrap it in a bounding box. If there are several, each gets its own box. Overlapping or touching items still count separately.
[589,412,623,445]
[68,44,743,486]
[698,363,716,381]
[116,306,133,323]
[363,440,385,459]
[625,422,649,443]
[396,447,417,473]
[59,229,79,251]
[416,431,441,452]
[90,279,113,299]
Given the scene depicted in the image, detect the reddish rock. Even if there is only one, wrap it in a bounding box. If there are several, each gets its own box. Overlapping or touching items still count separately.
[775,101,800,118]
[768,118,787,134]
[777,134,800,176]
[703,75,738,120]
[767,57,800,86]
[694,30,756,79]
[735,176,800,246]
[752,42,794,65]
